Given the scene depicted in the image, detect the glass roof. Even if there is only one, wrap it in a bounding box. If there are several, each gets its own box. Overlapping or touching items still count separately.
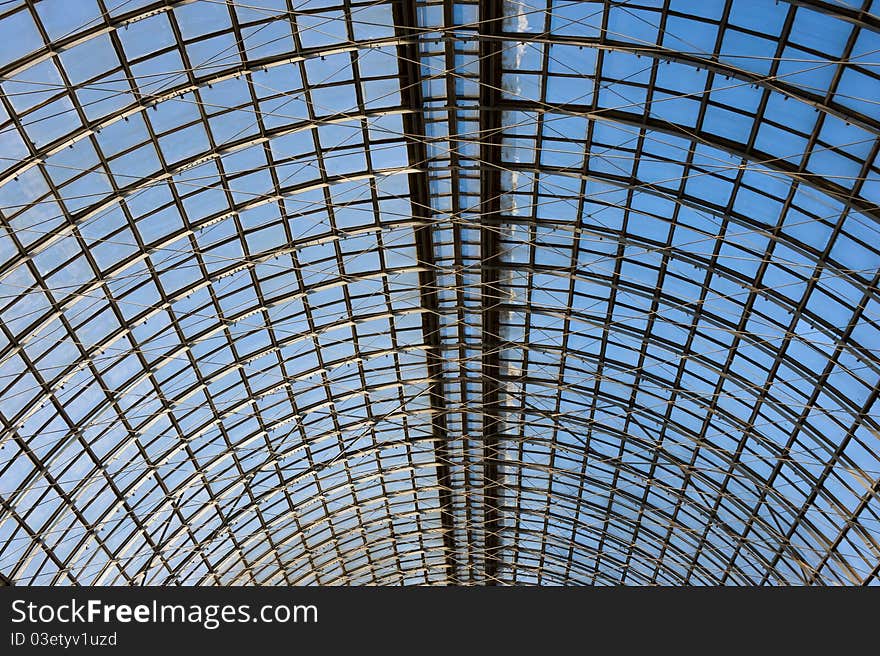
[0,0,877,585]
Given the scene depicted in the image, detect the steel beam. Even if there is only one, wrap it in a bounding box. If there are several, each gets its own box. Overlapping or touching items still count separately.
[479,0,505,584]
[392,0,459,583]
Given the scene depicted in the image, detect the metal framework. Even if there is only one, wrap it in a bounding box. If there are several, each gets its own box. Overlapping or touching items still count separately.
[0,0,877,586]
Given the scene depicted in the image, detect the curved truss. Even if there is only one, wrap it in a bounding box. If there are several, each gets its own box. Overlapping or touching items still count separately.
[0,0,877,586]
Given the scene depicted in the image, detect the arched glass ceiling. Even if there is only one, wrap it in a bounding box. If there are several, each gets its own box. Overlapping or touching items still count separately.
[0,0,877,586]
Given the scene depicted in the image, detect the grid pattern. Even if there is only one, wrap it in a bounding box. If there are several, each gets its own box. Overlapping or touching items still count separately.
[0,0,877,586]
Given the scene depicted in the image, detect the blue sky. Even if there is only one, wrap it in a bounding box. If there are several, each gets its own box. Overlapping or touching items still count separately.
[0,0,877,586]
